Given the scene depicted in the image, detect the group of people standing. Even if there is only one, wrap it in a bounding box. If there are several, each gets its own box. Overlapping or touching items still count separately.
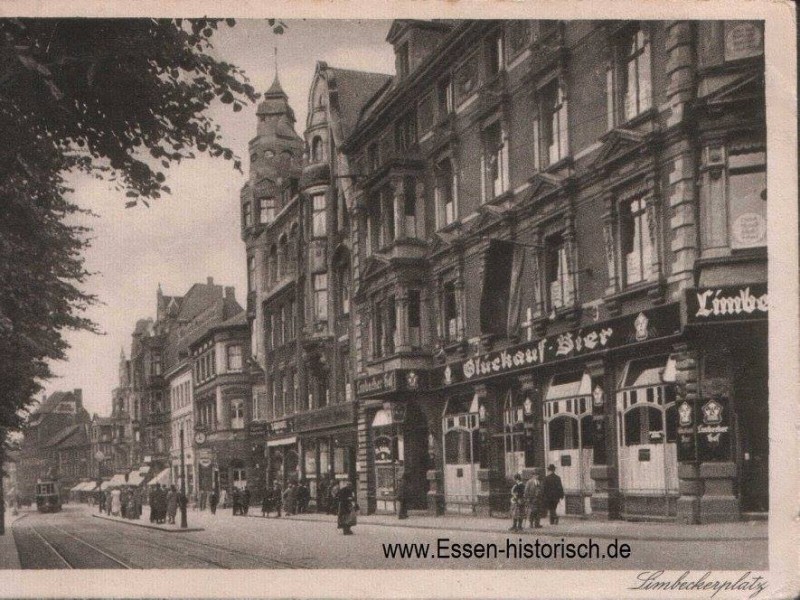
[509,464,565,532]
[260,480,312,517]
[231,487,251,515]
[149,483,185,525]
[97,487,143,520]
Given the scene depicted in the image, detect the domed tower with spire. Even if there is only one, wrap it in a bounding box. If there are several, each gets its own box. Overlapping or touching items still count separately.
[239,50,304,380]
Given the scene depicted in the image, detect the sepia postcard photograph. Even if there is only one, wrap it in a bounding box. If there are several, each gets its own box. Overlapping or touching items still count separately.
[0,1,796,598]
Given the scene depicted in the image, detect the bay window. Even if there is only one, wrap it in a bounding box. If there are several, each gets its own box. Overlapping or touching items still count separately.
[226,344,243,371]
[258,197,276,224]
[311,194,327,237]
[313,274,328,321]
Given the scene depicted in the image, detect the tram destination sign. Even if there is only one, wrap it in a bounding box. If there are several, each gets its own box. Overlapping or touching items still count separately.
[435,303,681,388]
[686,284,768,323]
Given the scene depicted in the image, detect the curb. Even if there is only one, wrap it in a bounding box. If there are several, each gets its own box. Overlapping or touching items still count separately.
[92,513,204,533]
[237,513,767,543]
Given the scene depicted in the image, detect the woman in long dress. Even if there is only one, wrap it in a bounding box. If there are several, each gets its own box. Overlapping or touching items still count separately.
[335,480,358,535]
[166,486,178,524]
[110,488,122,516]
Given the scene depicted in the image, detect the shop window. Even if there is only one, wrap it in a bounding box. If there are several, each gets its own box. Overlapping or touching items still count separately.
[334,444,351,475]
[230,399,245,430]
[620,197,652,286]
[444,429,480,465]
[482,121,508,202]
[435,157,458,229]
[408,289,421,348]
[442,280,459,342]
[624,406,663,446]
[226,345,242,371]
[311,194,327,238]
[502,392,527,478]
[535,79,569,169]
[259,197,276,224]
[313,274,328,321]
[545,232,573,311]
[607,24,652,127]
[242,201,252,228]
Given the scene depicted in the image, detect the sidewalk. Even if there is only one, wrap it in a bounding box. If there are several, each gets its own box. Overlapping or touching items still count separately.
[0,511,25,569]
[241,509,767,542]
[92,509,204,533]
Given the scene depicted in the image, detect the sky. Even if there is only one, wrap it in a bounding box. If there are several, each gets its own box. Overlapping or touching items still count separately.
[41,19,396,417]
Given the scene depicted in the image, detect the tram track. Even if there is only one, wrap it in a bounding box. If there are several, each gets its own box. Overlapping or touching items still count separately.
[14,523,133,569]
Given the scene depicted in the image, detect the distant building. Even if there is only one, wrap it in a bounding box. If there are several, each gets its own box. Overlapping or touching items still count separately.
[17,389,90,502]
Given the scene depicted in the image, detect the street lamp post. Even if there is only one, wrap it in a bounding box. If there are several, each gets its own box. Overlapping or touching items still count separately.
[179,427,187,529]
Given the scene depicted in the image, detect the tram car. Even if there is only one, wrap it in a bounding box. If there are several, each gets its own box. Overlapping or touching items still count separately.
[35,479,62,513]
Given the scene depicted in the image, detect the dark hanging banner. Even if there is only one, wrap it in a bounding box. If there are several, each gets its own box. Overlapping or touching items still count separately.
[434,303,682,389]
[685,284,768,324]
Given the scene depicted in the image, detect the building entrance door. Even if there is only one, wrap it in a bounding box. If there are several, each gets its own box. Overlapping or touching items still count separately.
[442,396,479,514]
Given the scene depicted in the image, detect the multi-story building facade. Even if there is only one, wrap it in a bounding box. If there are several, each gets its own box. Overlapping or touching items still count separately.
[241,67,391,507]
[110,348,140,472]
[190,310,253,497]
[17,389,91,502]
[344,19,766,524]
[89,415,115,479]
[167,359,195,495]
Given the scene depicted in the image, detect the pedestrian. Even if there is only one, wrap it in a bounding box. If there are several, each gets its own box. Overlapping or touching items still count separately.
[524,471,544,528]
[97,490,105,513]
[110,487,122,517]
[509,473,525,532]
[328,480,340,515]
[261,487,271,517]
[242,486,251,516]
[209,489,219,515]
[318,475,329,514]
[542,464,565,525]
[283,481,297,516]
[105,488,113,515]
[335,480,358,535]
[178,488,188,522]
[133,487,142,519]
[272,481,283,517]
[166,485,178,524]
[396,472,409,520]
[232,487,241,516]
[296,480,309,514]
[219,487,228,510]
[121,489,129,519]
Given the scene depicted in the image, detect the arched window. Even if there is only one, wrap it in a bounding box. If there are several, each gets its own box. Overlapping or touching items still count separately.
[335,252,351,317]
[548,415,579,451]
[311,136,325,163]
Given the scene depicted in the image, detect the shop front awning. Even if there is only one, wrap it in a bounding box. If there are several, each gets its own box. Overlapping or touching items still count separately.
[621,355,676,389]
[127,470,145,486]
[546,372,592,400]
[71,482,86,492]
[101,473,128,490]
[82,481,98,492]
[148,468,171,487]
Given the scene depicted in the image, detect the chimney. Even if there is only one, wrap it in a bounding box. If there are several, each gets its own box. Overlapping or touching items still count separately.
[207,276,214,286]
[225,286,236,301]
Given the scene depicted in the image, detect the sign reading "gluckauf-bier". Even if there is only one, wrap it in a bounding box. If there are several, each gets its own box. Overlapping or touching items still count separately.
[686,284,768,323]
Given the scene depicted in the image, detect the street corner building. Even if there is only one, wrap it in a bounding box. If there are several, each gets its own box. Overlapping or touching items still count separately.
[241,19,768,525]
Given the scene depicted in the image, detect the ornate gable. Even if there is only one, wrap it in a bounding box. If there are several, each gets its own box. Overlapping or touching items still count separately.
[527,171,565,202]
[592,128,647,169]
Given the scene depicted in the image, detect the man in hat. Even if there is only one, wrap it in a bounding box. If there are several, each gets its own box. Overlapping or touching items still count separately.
[542,464,564,525]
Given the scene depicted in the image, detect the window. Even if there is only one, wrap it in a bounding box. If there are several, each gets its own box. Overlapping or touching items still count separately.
[408,289,421,348]
[247,255,256,292]
[728,150,767,250]
[367,144,379,173]
[287,370,296,414]
[367,194,382,254]
[482,121,508,201]
[395,111,417,153]
[150,352,162,376]
[337,263,351,316]
[311,136,325,163]
[538,79,569,168]
[197,400,217,429]
[269,245,278,285]
[242,202,252,228]
[435,158,457,229]
[226,345,243,371]
[397,42,410,78]
[608,25,652,127]
[311,194,327,237]
[279,235,290,277]
[487,28,505,77]
[402,176,418,238]
[502,392,527,478]
[545,233,574,310]
[443,281,459,341]
[259,197,276,224]
[314,274,328,321]
[373,296,396,359]
[621,197,652,286]
[437,77,454,118]
[231,399,245,429]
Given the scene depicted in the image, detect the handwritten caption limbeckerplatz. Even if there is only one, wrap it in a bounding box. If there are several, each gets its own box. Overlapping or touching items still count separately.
[630,571,767,598]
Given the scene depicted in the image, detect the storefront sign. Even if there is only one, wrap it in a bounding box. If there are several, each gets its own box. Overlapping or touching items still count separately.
[435,303,681,388]
[724,21,764,62]
[294,402,356,432]
[686,284,768,323]
[248,420,269,436]
[355,369,428,399]
[697,397,732,461]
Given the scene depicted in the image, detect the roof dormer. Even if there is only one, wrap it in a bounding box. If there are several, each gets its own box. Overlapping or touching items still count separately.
[386,20,455,80]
